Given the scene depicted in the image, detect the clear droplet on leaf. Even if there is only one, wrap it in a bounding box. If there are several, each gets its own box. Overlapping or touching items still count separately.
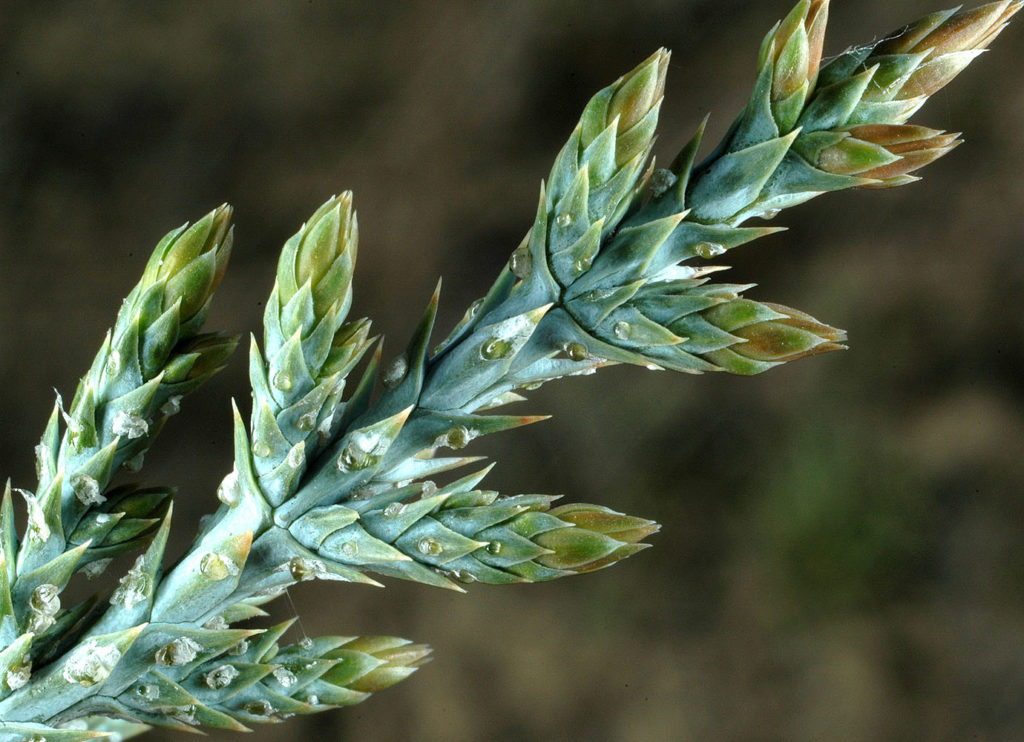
[563,342,587,362]
[288,556,326,582]
[70,474,105,506]
[160,395,183,416]
[217,469,241,507]
[273,667,297,688]
[555,213,573,228]
[244,700,274,717]
[111,410,149,440]
[613,321,632,340]
[287,443,305,469]
[155,637,203,666]
[200,552,239,581]
[204,664,240,690]
[417,537,443,556]
[649,168,678,197]
[480,338,513,361]
[272,371,293,392]
[383,502,406,518]
[110,555,149,609]
[694,241,726,259]
[62,641,121,687]
[297,412,317,432]
[509,244,532,279]
[445,425,473,450]
[5,664,30,691]
[28,583,60,633]
[382,355,409,389]
[135,683,160,701]
[174,705,197,725]
[203,615,228,630]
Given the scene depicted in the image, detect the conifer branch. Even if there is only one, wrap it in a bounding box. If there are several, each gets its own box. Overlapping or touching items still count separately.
[0,1,1019,738]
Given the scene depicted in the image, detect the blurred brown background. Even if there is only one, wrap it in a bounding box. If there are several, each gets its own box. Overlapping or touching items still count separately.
[2,1,1024,740]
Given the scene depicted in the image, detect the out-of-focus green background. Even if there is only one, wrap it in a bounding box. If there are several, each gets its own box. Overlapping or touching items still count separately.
[2,1,1023,740]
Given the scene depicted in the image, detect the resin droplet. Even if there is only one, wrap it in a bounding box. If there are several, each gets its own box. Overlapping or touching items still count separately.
[297,411,317,432]
[305,694,320,705]
[573,257,593,274]
[155,637,203,666]
[228,639,250,656]
[761,208,781,220]
[136,683,159,701]
[200,552,239,581]
[446,426,473,450]
[338,428,388,471]
[508,244,532,279]
[555,213,573,228]
[341,541,359,558]
[70,473,105,506]
[203,615,229,630]
[563,342,587,362]
[217,469,241,507]
[62,641,122,687]
[110,555,149,609]
[111,410,149,440]
[318,412,335,441]
[28,584,60,633]
[287,443,305,469]
[33,443,49,479]
[288,556,326,582]
[5,664,30,691]
[160,395,183,416]
[417,537,443,556]
[694,242,726,259]
[272,667,297,688]
[480,338,512,361]
[23,492,50,541]
[205,664,240,690]
[383,502,405,518]
[613,321,631,340]
[106,350,121,375]
[649,168,679,197]
[382,355,409,389]
[299,637,314,650]
[174,705,197,725]
[244,700,274,717]
[486,541,502,555]
[252,440,272,458]
[421,481,438,496]
[272,371,293,392]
